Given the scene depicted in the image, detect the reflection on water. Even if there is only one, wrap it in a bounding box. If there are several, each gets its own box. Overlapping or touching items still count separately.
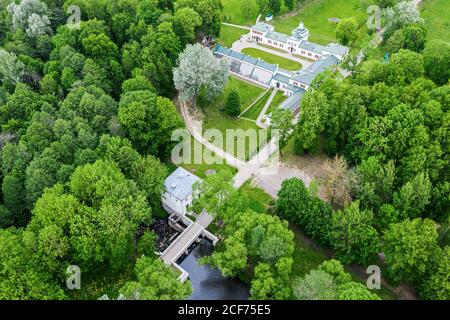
[178,240,249,300]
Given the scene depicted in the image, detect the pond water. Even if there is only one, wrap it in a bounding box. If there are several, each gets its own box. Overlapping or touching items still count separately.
[178,240,249,300]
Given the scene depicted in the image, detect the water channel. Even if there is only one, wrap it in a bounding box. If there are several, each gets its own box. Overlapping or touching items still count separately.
[178,240,249,300]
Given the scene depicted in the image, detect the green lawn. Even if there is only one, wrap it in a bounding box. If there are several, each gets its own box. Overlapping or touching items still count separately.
[180,137,238,179]
[238,181,274,213]
[272,0,372,46]
[265,90,287,115]
[199,76,269,160]
[220,0,374,47]
[242,47,302,70]
[221,0,291,26]
[241,89,272,120]
[217,24,249,47]
[202,76,265,111]
[421,0,450,43]
[166,133,238,179]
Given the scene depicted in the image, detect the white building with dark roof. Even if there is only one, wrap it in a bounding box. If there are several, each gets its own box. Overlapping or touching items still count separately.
[249,21,349,60]
[213,22,348,114]
[214,44,341,95]
[162,167,201,216]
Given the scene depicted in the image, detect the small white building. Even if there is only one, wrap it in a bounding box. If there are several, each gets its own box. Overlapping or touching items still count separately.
[162,167,201,216]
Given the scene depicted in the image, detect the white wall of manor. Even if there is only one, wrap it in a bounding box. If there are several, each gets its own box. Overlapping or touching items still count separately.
[250,29,323,60]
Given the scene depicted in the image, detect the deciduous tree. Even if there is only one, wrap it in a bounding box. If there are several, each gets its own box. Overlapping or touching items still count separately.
[173,43,228,109]
[330,201,380,265]
[383,218,440,284]
[335,17,358,46]
[120,256,192,300]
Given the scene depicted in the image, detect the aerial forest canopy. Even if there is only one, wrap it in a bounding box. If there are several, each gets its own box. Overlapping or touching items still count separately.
[287,36,449,301]
[0,0,448,302]
[0,0,223,300]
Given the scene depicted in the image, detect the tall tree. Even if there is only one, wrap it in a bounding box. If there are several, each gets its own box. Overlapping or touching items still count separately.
[191,170,237,223]
[174,0,223,37]
[267,0,281,16]
[270,108,293,156]
[382,1,422,41]
[173,7,202,47]
[120,256,192,300]
[422,40,450,85]
[118,90,184,157]
[293,269,337,300]
[0,48,24,86]
[383,218,440,284]
[173,43,229,109]
[402,24,427,52]
[335,17,358,46]
[330,201,380,265]
[420,247,450,300]
[225,90,241,116]
[393,172,431,220]
[320,155,355,207]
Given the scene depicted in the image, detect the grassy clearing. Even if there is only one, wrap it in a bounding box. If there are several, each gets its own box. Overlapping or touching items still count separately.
[180,138,237,179]
[217,24,249,47]
[221,0,291,26]
[289,223,329,277]
[238,181,274,213]
[420,0,450,43]
[242,47,303,70]
[180,138,238,179]
[265,90,287,115]
[272,0,372,46]
[199,76,269,160]
[202,76,265,112]
[241,89,272,120]
[167,133,238,179]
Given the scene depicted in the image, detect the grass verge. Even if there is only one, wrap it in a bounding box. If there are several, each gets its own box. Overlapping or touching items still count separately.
[242,47,303,71]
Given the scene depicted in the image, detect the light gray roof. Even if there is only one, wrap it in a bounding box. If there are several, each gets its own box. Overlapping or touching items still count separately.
[266,31,289,43]
[305,54,339,74]
[272,72,291,85]
[229,50,245,60]
[214,45,277,72]
[298,40,325,54]
[242,55,258,65]
[292,70,315,85]
[164,167,201,200]
[278,90,306,113]
[252,22,273,33]
[324,43,349,56]
[276,68,294,77]
[255,59,277,72]
[291,22,309,40]
[214,45,231,56]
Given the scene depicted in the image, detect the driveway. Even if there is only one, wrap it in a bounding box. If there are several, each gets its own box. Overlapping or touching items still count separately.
[254,166,312,198]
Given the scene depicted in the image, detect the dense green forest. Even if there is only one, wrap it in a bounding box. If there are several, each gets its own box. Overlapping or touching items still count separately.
[286,10,450,299]
[0,0,448,301]
[0,0,223,300]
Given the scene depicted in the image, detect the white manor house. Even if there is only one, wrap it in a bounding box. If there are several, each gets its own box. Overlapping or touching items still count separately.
[250,21,349,60]
[214,22,349,113]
